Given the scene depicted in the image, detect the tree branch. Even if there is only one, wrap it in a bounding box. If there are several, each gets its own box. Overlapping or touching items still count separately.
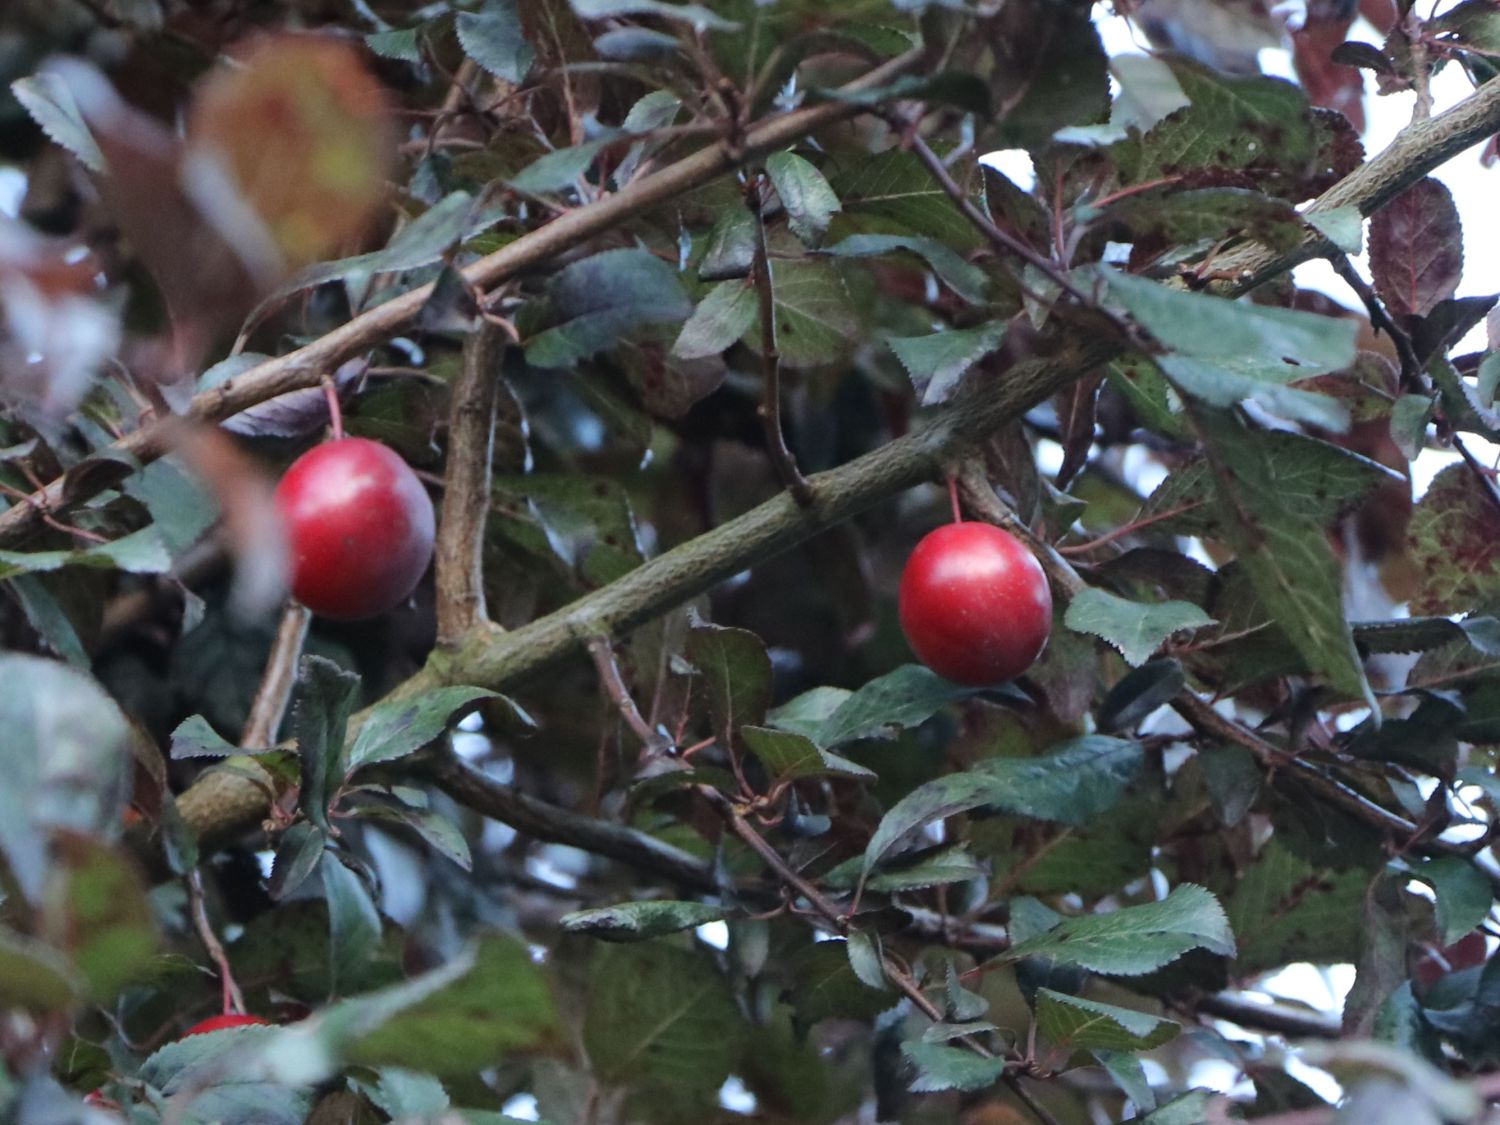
[0,47,926,550]
[435,321,506,646]
[239,603,309,748]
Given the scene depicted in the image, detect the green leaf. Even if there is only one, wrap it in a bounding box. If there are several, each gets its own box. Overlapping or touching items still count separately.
[584,942,744,1122]
[0,655,130,902]
[269,822,327,901]
[788,941,895,1024]
[767,686,852,739]
[686,623,771,748]
[360,1068,450,1119]
[816,664,975,747]
[293,656,362,834]
[1099,659,1186,734]
[824,233,988,304]
[672,279,757,359]
[1065,588,1214,667]
[0,928,79,1013]
[766,151,841,246]
[829,148,979,248]
[365,27,423,64]
[569,0,739,31]
[743,258,862,369]
[43,833,159,1002]
[1095,1048,1157,1113]
[324,856,383,996]
[997,884,1235,976]
[0,525,172,581]
[824,844,984,893]
[525,248,692,368]
[9,575,87,668]
[1414,858,1493,947]
[456,0,534,83]
[1110,53,1191,132]
[350,801,473,871]
[170,714,248,759]
[1196,409,1374,707]
[509,136,617,195]
[142,1022,313,1125]
[1157,353,1350,432]
[698,208,755,280]
[348,686,497,773]
[559,900,728,941]
[1129,1090,1219,1124]
[887,322,1008,406]
[986,3,1109,150]
[862,737,1143,877]
[900,1041,1004,1093]
[1035,989,1180,1052]
[1225,840,1366,974]
[12,72,104,172]
[740,725,875,784]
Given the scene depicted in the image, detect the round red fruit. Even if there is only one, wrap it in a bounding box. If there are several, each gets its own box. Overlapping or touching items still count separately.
[275,438,435,621]
[898,522,1052,686]
[182,1013,270,1037]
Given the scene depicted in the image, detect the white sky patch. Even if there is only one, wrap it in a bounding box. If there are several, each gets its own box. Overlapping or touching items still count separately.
[696,920,730,950]
[0,169,25,219]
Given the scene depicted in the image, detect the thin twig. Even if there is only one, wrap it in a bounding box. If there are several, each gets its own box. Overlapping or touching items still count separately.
[186,869,245,1016]
[747,171,814,506]
[435,321,507,646]
[586,634,672,755]
[1004,1075,1063,1125]
[240,603,310,748]
[1328,254,1422,385]
[700,786,847,926]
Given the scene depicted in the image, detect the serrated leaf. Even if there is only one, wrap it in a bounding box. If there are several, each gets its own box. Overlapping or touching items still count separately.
[509,136,617,195]
[829,148,979,247]
[740,725,875,783]
[824,844,983,893]
[1111,53,1191,132]
[672,279,756,359]
[1065,588,1214,667]
[901,1041,1004,1093]
[887,322,1008,406]
[1196,408,1374,706]
[1226,840,1366,974]
[348,686,497,773]
[1035,989,1180,1052]
[294,656,361,834]
[824,232,988,304]
[816,664,978,747]
[1408,463,1500,615]
[0,525,172,582]
[559,900,728,942]
[1308,204,1364,253]
[351,800,472,871]
[686,623,771,749]
[1369,178,1462,319]
[997,884,1235,976]
[170,714,249,759]
[766,151,840,246]
[525,248,692,368]
[845,931,889,991]
[456,0,535,83]
[862,737,1142,877]
[12,73,104,172]
[324,855,383,996]
[1096,1048,1157,1113]
[269,822,327,901]
[365,27,423,64]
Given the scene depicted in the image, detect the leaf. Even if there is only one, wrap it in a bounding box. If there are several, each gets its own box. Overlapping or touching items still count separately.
[12,72,104,172]
[1226,840,1367,974]
[823,844,984,893]
[350,801,473,871]
[142,1021,313,1125]
[1369,178,1463,319]
[456,0,535,83]
[1110,53,1191,132]
[744,258,862,369]
[569,0,739,31]
[1065,588,1214,667]
[1034,989,1180,1052]
[584,942,744,1122]
[901,1041,1004,1093]
[997,884,1235,976]
[268,822,327,901]
[509,136,617,195]
[985,2,1109,150]
[559,900,728,941]
[887,322,1008,406]
[525,248,692,368]
[672,279,756,360]
[862,737,1143,877]
[698,208,755,280]
[0,928,79,1013]
[1098,659,1185,734]
[0,525,173,581]
[685,623,771,749]
[740,725,875,785]
[766,151,841,246]
[366,27,423,64]
[845,931,888,991]
[1109,188,1305,266]
[293,656,362,834]
[824,233,988,304]
[1196,408,1374,707]
[347,686,497,773]
[170,714,249,759]
[42,832,159,1002]
[788,941,895,1024]
[1096,1048,1157,1113]
[1408,463,1500,615]
[1414,858,1494,948]
[359,1068,450,1119]
[9,575,87,668]
[829,148,979,248]
[767,686,852,739]
[1199,744,1262,828]
[0,655,131,902]
[324,856,383,996]
[1307,204,1364,254]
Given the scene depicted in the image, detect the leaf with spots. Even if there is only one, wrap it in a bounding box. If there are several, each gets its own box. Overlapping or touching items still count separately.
[1408,463,1500,616]
[1369,178,1463,319]
[686,623,771,751]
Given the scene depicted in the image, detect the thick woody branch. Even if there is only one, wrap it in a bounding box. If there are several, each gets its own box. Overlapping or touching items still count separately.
[0,48,925,550]
[435,322,506,646]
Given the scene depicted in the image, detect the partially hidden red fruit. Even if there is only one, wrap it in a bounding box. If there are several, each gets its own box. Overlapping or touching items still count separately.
[275,438,435,621]
[899,522,1052,686]
[182,1013,270,1037]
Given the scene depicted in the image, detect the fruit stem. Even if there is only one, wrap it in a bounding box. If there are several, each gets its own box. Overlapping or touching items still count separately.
[947,474,963,524]
[187,868,247,1016]
[321,375,344,441]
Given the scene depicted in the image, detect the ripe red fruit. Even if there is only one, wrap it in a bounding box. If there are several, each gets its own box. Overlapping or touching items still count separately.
[898,522,1052,686]
[274,438,435,621]
[182,1013,270,1037]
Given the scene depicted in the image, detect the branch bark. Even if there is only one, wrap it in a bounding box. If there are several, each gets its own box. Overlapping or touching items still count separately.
[0,47,925,550]
[435,321,506,646]
[239,603,309,748]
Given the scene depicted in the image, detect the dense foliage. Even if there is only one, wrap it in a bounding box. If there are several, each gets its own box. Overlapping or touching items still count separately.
[3,0,1500,1122]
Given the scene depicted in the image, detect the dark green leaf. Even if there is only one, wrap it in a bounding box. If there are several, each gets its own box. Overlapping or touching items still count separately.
[1099,659,1185,733]
[348,686,497,773]
[901,1041,1004,1093]
[788,941,895,1024]
[825,233,988,304]
[170,714,248,759]
[268,822,327,901]
[1035,989,1180,1052]
[686,623,771,748]
[1414,858,1493,948]
[293,656,361,834]
[324,856,383,996]
[456,0,534,83]
[741,725,875,784]
[816,664,975,747]
[766,151,840,246]
[1095,1048,1157,1113]
[887,322,1008,406]
[1065,588,1213,667]
[559,900,728,941]
[986,3,1109,150]
[672,279,756,359]
[525,249,692,368]
[0,928,79,1013]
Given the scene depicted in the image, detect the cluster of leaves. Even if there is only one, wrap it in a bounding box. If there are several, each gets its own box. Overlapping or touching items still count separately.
[3,0,1500,1123]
